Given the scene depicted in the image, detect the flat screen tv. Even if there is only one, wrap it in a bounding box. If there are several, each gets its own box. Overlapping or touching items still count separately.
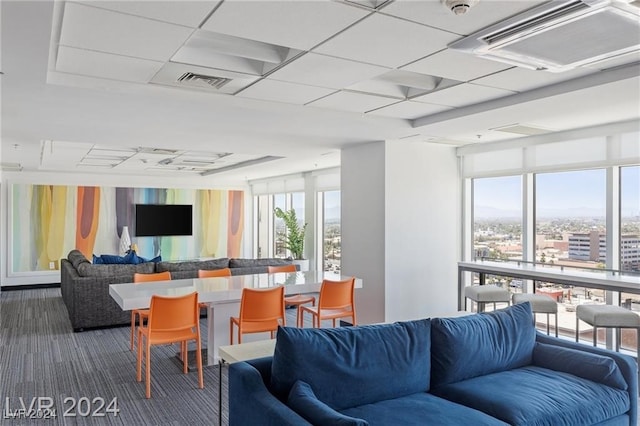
[135,204,193,237]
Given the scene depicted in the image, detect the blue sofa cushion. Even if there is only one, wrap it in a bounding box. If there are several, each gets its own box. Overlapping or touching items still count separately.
[287,381,368,426]
[271,319,431,411]
[533,342,627,390]
[431,302,536,386]
[432,366,630,426]
[340,392,509,426]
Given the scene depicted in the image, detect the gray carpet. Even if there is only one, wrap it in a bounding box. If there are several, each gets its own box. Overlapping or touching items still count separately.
[0,288,308,426]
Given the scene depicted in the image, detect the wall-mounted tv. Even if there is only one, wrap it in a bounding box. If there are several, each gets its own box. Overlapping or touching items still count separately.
[135,204,193,237]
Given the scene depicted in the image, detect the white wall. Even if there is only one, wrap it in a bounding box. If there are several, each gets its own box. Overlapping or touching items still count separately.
[385,142,459,320]
[341,142,386,324]
[0,170,251,287]
[341,141,459,324]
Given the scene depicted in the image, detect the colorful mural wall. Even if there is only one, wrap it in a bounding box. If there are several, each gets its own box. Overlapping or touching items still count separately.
[10,184,244,273]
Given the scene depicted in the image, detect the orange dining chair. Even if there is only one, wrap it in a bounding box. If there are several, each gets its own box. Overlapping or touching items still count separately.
[300,277,356,328]
[130,271,171,351]
[136,292,204,398]
[197,268,232,309]
[229,286,285,344]
[267,265,315,327]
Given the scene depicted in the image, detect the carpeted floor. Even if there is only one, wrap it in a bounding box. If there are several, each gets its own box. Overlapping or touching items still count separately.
[0,287,305,426]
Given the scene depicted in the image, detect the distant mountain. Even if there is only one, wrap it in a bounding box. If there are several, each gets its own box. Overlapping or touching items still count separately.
[536,207,605,219]
[474,205,521,219]
[475,204,609,219]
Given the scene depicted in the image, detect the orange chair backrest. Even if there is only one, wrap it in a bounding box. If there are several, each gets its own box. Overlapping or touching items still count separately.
[148,292,199,331]
[239,287,285,323]
[318,277,355,310]
[134,271,171,283]
[198,268,232,278]
[267,264,297,273]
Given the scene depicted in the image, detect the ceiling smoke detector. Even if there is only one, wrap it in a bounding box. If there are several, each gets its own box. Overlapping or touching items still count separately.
[442,0,479,15]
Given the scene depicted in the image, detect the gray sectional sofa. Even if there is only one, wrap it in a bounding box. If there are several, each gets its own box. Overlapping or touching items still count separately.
[60,249,295,331]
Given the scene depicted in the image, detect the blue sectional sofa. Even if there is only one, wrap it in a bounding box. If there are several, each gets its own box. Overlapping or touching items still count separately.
[229,303,638,426]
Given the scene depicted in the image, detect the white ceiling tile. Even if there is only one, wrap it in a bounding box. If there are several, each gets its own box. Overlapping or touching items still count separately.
[307,91,399,114]
[268,53,389,89]
[314,13,459,68]
[382,0,547,36]
[368,100,452,119]
[74,1,218,28]
[59,2,194,61]
[473,67,600,92]
[202,1,369,51]
[412,83,516,107]
[237,80,336,105]
[402,49,512,82]
[56,46,164,83]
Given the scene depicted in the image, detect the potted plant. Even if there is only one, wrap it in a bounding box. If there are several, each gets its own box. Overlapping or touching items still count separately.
[274,207,309,271]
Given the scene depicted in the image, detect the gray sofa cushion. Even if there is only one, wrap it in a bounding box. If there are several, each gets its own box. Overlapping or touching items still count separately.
[76,262,155,277]
[155,258,230,279]
[68,250,90,269]
[229,258,293,268]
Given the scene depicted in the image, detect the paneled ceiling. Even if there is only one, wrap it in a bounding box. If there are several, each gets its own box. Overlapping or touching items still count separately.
[1,0,639,183]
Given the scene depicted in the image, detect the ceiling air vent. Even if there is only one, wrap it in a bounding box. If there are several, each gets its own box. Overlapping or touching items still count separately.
[177,72,232,90]
[449,0,640,72]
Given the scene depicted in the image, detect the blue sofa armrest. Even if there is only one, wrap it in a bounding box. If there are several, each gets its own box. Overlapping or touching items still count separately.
[229,357,311,426]
[536,333,638,426]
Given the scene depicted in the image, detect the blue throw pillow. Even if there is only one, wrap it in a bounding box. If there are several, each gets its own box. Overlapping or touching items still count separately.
[533,342,627,390]
[135,254,162,263]
[99,254,127,264]
[431,302,536,387]
[271,319,431,411]
[287,381,369,426]
[92,255,104,264]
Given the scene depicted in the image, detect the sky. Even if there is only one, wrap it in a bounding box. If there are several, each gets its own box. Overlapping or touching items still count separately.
[474,166,640,218]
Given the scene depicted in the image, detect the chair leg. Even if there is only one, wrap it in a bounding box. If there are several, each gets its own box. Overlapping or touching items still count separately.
[576,316,580,343]
[145,341,152,399]
[195,337,204,390]
[136,331,143,382]
[229,320,234,345]
[616,328,621,352]
[593,326,598,347]
[554,313,558,338]
[546,313,550,335]
[182,341,188,374]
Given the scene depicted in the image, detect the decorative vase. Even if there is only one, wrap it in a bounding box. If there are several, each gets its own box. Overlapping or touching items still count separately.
[119,226,131,255]
[293,259,309,272]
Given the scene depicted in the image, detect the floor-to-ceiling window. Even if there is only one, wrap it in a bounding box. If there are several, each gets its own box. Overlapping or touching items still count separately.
[318,190,341,272]
[535,169,606,271]
[621,165,640,273]
[460,126,640,349]
[251,169,340,269]
[473,175,522,262]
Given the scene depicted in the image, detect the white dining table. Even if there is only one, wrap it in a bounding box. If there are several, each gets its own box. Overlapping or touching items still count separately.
[109,270,362,365]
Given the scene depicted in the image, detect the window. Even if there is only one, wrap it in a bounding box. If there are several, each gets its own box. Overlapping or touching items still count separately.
[621,166,640,272]
[535,169,606,270]
[255,192,304,259]
[318,190,341,272]
[473,176,522,261]
[461,128,639,349]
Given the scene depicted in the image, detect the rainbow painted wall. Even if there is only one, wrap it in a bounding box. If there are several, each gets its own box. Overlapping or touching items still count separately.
[10,184,244,273]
